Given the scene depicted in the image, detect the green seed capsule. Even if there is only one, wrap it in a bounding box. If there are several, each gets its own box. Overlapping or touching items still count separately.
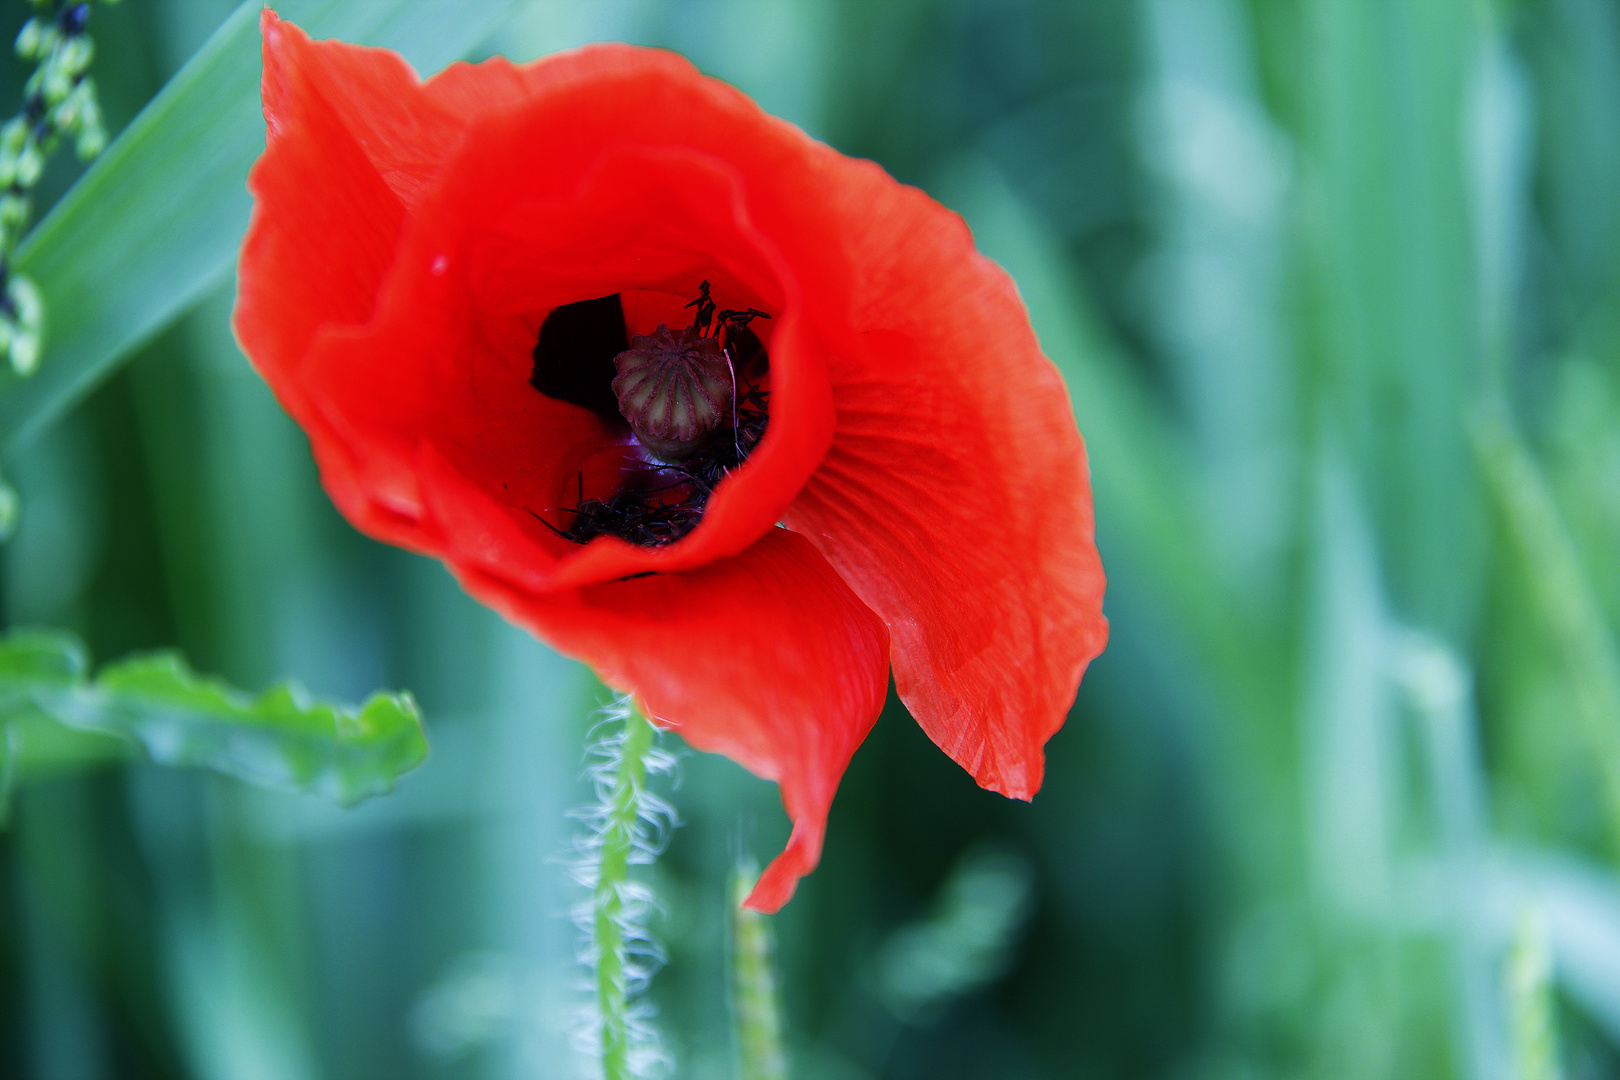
[10,275,45,336]
[15,143,43,187]
[14,19,44,60]
[58,36,93,78]
[9,333,39,377]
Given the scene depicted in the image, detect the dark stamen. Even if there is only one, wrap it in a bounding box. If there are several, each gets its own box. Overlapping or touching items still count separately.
[723,321,768,379]
[556,378,769,547]
[684,280,716,336]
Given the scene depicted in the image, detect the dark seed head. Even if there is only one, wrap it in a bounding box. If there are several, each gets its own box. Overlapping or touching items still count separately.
[611,324,733,462]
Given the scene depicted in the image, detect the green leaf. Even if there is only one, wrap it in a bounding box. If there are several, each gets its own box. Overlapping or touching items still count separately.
[0,629,426,804]
[0,626,86,685]
[0,0,525,456]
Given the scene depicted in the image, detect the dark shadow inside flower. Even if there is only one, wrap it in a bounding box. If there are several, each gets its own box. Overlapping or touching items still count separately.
[528,292,626,421]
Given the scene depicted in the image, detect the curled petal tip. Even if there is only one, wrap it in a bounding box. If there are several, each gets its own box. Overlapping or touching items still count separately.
[259,7,291,55]
[741,823,819,913]
[741,879,792,914]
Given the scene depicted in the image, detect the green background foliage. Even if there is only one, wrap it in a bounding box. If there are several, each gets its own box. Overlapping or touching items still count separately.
[3,0,1619,1077]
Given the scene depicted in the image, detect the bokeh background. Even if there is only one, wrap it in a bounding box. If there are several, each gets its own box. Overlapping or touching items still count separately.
[4,0,1620,1077]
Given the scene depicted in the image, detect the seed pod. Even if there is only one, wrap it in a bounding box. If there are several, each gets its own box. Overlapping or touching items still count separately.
[611,324,733,462]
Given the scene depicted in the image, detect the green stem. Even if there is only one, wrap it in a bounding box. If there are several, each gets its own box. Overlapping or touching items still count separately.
[1507,907,1564,1080]
[594,703,657,1080]
[731,863,789,1080]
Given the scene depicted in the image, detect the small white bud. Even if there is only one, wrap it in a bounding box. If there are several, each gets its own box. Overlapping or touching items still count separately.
[1,119,27,155]
[15,19,45,60]
[9,331,40,377]
[74,121,104,160]
[57,36,93,77]
[41,66,72,105]
[15,142,43,186]
[0,476,19,543]
[10,274,45,336]
[52,92,81,130]
[0,195,31,230]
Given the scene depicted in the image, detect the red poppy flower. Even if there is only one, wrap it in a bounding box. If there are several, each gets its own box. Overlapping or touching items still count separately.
[234,11,1107,911]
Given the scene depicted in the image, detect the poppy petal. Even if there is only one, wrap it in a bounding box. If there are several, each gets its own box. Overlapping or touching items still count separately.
[783,184,1108,801]
[235,15,414,539]
[446,516,891,913]
[260,11,464,206]
[240,14,408,387]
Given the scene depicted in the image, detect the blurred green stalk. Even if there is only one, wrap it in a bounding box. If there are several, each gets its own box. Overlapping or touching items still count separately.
[731,862,789,1080]
[0,721,15,826]
[1473,408,1620,858]
[1507,908,1564,1080]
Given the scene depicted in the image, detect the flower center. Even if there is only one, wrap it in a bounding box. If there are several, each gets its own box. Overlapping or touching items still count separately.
[610,324,731,462]
[529,282,771,548]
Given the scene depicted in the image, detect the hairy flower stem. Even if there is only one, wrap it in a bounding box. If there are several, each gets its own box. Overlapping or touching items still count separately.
[572,695,675,1079]
[595,709,654,1078]
[731,863,789,1080]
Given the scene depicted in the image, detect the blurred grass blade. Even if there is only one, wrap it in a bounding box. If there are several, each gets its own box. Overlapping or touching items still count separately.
[1509,853,1620,1047]
[1473,407,1620,856]
[0,628,426,804]
[0,724,15,827]
[870,846,1034,1023]
[0,0,523,457]
[731,862,789,1080]
[1508,907,1565,1080]
[1298,0,1485,638]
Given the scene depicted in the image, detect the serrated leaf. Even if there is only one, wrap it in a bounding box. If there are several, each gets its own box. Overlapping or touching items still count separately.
[0,0,524,455]
[5,711,130,773]
[0,629,426,804]
[0,627,86,685]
